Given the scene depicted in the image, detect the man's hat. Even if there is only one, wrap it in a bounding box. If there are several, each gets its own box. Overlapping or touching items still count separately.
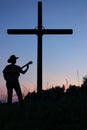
[8,55,19,63]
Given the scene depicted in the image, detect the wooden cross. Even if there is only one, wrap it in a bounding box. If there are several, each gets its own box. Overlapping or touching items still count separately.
[7,1,73,94]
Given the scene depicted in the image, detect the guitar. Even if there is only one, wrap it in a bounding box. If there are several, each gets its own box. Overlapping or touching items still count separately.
[21,61,33,69]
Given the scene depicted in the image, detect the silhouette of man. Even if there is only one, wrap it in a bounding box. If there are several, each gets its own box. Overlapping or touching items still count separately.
[3,55,29,105]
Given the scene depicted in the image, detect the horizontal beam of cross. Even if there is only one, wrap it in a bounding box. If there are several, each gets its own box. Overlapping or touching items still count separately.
[7,29,73,35]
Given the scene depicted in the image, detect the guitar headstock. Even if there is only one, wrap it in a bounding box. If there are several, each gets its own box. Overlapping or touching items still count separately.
[29,61,33,65]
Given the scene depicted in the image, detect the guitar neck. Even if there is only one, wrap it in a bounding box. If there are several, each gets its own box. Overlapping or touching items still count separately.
[21,61,33,69]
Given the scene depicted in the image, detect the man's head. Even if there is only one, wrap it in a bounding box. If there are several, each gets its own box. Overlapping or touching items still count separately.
[8,55,19,64]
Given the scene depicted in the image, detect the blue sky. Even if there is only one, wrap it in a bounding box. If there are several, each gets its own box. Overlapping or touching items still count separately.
[0,0,87,97]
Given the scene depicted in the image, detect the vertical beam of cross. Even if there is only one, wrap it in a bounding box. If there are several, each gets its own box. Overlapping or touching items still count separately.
[38,2,42,93]
[7,1,73,94]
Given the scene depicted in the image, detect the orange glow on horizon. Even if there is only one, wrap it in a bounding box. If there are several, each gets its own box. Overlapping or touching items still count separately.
[0,74,82,102]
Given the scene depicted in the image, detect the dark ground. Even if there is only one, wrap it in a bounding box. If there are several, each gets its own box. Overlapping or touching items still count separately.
[0,84,87,130]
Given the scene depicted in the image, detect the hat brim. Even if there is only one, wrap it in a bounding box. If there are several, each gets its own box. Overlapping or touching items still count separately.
[16,57,19,59]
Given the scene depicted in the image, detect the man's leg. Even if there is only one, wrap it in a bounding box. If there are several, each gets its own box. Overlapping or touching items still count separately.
[6,83,13,104]
[14,82,23,105]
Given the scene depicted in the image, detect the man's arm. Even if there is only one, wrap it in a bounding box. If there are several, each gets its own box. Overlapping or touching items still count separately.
[20,65,29,74]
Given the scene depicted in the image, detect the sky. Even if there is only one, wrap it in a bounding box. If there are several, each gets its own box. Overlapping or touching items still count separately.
[0,0,87,100]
